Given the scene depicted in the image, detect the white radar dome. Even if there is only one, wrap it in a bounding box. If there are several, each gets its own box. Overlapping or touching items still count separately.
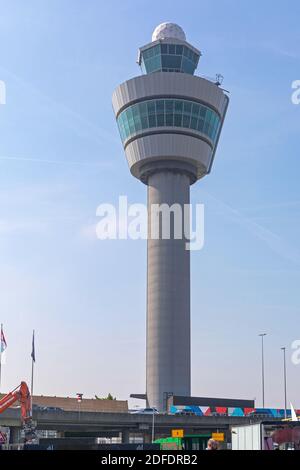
[152,22,186,42]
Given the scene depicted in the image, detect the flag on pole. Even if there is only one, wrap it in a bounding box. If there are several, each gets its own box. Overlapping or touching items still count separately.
[76,393,83,403]
[31,330,35,362]
[0,325,7,353]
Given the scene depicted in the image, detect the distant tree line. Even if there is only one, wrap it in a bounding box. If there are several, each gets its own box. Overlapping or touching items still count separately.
[95,393,116,401]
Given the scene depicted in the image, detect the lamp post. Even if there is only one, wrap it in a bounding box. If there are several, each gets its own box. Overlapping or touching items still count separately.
[259,333,267,408]
[281,347,287,419]
[76,393,83,422]
[151,409,155,443]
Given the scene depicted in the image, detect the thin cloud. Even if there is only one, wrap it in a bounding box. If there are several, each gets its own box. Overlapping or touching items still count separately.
[0,66,119,149]
[203,191,300,266]
[0,154,113,167]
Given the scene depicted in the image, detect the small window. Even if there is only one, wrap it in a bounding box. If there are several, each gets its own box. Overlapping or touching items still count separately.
[147,47,154,58]
[168,44,175,54]
[157,114,165,126]
[199,106,207,118]
[156,100,165,114]
[132,105,140,117]
[174,101,183,113]
[147,101,156,115]
[133,114,142,132]
[182,114,190,127]
[139,102,148,116]
[165,113,173,126]
[161,44,168,53]
[190,117,198,130]
[148,115,157,128]
[153,44,160,56]
[197,119,204,132]
[165,100,174,114]
[141,115,148,129]
[191,103,199,118]
[174,114,182,127]
[128,116,135,134]
[183,102,192,114]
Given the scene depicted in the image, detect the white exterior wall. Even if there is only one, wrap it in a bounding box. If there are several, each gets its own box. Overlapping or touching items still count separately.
[232,424,262,450]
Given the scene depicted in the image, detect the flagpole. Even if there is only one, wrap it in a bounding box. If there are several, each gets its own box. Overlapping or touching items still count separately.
[0,324,2,393]
[30,330,35,416]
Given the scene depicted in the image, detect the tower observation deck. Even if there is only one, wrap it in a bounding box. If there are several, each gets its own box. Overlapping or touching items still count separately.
[112,22,229,411]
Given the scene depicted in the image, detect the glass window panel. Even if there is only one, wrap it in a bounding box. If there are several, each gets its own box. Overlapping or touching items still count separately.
[132,104,139,116]
[153,44,160,55]
[123,117,130,137]
[157,114,165,126]
[203,121,209,134]
[146,55,162,72]
[161,44,168,53]
[197,119,204,132]
[210,117,217,140]
[209,113,215,126]
[157,114,165,127]
[126,106,133,121]
[199,106,207,118]
[142,49,149,60]
[181,57,195,74]
[165,113,173,126]
[190,117,198,130]
[152,55,162,70]
[183,102,192,114]
[206,109,212,124]
[141,115,148,129]
[176,45,183,55]
[139,102,147,116]
[147,47,154,58]
[207,123,213,139]
[165,100,174,113]
[174,100,183,113]
[174,114,182,127]
[156,100,165,114]
[182,114,190,127]
[214,121,221,141]
[133,114,142,132]
[168,44,175,54]
[191,103,199,118]
[162,55,181,69]
[128,117,135,134]
[212,123,217,139]
[117,120,124,141]
[148,114,157,128]
[147,101,156,115]
[183,46,188,57]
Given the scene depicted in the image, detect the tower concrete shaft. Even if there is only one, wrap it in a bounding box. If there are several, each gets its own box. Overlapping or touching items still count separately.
[147,169,191,410]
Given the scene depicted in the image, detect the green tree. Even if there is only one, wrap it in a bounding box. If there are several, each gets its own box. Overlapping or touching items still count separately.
[95,393,116,400]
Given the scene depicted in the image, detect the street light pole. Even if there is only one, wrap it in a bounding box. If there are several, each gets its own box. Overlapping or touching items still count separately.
[152,410,155,443]
[259,333,267,408]
[281,347,287,419]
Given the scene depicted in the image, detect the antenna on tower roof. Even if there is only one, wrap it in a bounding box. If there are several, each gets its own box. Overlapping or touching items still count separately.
[215,74,224,86]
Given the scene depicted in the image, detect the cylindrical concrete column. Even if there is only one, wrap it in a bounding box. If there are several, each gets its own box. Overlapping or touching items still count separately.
[146,170,191,411]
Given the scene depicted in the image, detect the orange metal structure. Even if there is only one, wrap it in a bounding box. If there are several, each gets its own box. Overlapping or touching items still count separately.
[0,381,31,423]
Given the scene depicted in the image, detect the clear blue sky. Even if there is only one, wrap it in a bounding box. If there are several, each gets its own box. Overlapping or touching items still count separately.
[0,0,299,408]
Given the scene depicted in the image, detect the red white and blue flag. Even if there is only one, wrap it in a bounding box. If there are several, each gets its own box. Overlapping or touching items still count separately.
[0,325,7,353]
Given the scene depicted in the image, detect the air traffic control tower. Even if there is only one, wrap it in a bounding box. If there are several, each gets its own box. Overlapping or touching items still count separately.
[112,23,229,411]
